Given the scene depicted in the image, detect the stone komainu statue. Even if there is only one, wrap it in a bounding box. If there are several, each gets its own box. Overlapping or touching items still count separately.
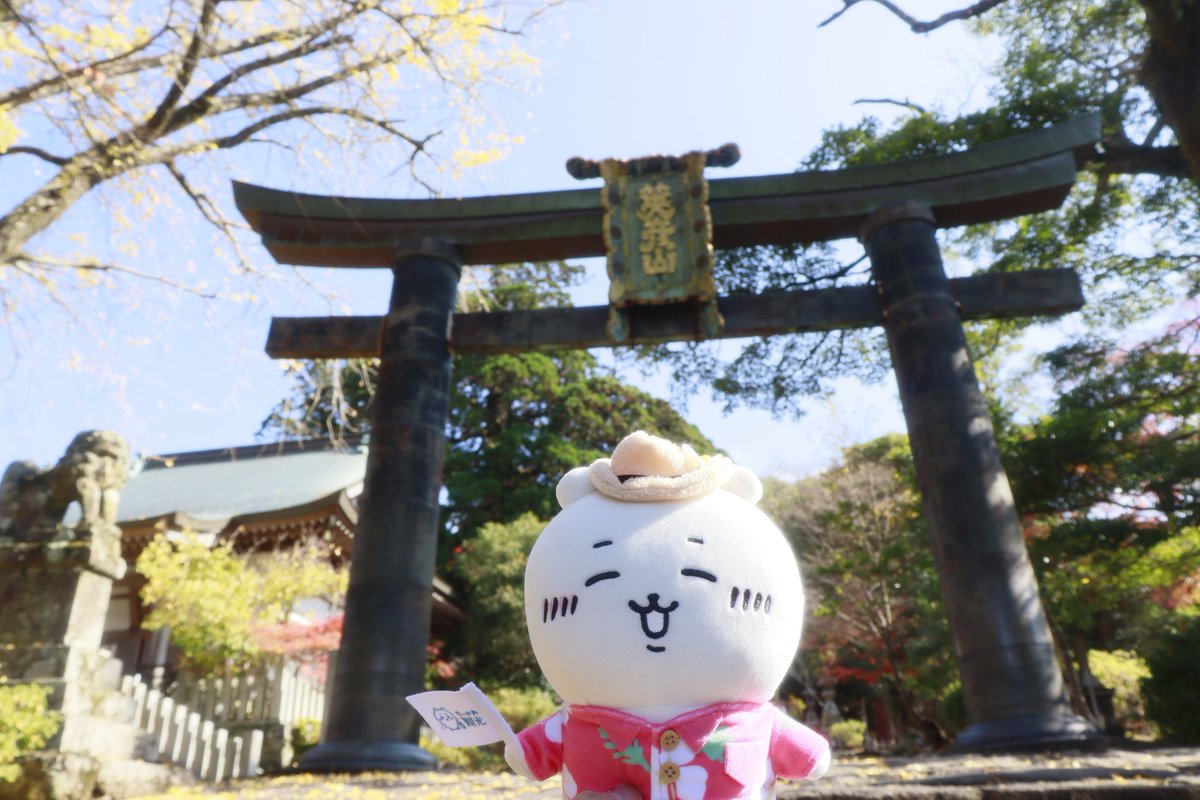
[0,430,131,542]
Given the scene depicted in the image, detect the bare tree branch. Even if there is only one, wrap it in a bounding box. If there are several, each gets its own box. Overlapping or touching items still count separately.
[389,12,460,87]
[162,33,353,134]
[854,97,929,113]
[17,251,220,299]
[1,145,69,165]
[0,7,377,122]
[7,3,104,143]
[163,160,256,273]
[0,22,174,110]
[185,55,394,124]
[1142,118,1167,148]
[9,257,83,323]
[0,0,560,315]
[820,0,1013,33]
[0,0,30,25]
[144,0,220,136]
[203,10,370,62]
[205,105,438,154]
[1098,143,1190,180]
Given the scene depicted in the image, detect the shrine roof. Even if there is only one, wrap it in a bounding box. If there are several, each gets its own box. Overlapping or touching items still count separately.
[117,438,367,526]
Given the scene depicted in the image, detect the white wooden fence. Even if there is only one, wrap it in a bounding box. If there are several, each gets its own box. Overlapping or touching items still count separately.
[117,657,328,780]
[119,673,263,781]
[172,658,328,728]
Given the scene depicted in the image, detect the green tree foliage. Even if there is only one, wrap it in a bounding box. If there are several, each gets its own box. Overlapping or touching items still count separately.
[261,263,715,541]
[996,322,1200,726]
[640,243,888,417]
[1143,617,1200,743]
[445,348,712,538]
[822,0,1200,184]
[652,0,1199,415]
[0,680,60,783]
[827,719,867,751]
[136,533,346,674]
[1005,325,1200,640]
[1007,325,1200,528]
[1087,649,1154,737]
[764,436,958,747]
[447,513,543,688]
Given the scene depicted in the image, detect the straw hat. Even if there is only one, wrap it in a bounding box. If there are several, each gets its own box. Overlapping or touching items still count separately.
[588,431,733,503]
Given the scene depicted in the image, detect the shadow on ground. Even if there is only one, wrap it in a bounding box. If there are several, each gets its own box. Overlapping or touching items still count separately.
[126,746,1200,799]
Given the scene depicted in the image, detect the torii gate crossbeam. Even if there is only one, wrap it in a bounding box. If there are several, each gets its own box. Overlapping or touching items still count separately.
[235,115,1102,770]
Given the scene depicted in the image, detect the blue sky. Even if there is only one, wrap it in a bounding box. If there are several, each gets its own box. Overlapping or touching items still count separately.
[1,1,1011,478]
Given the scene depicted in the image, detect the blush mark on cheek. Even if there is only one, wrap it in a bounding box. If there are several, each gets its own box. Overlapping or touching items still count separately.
[729,586,773,615]
[543,594,581,622]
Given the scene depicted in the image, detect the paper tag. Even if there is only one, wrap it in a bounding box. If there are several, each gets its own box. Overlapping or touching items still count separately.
[406,682,518,748]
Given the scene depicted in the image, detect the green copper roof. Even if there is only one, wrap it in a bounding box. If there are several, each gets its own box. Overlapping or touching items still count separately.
[118,440,368,525]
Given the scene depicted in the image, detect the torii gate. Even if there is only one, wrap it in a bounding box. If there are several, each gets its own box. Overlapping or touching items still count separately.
[234,114,1102,769]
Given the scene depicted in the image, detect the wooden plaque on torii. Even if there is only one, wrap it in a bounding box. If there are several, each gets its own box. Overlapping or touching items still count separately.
[234,114,1102,769]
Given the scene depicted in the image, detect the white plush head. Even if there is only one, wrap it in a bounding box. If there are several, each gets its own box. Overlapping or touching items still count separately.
[524,432,804,715]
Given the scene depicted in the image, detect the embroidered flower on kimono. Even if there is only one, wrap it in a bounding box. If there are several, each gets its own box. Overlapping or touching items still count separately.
[545,710,566,743]
[659,739,708,800]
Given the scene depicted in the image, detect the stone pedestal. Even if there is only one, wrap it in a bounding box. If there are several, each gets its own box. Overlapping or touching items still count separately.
[0,534,127,795]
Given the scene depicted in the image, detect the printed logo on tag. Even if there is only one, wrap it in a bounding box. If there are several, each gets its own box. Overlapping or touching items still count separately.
[406,682,519,748]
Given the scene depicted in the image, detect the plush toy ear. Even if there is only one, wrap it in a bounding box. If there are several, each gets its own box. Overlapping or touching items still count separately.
[556,466,596,508]
[722,465,763,505]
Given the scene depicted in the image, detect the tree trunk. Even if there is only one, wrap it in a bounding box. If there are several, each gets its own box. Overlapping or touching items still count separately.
[1140,0,1200,185]
[1045,607,1090,718]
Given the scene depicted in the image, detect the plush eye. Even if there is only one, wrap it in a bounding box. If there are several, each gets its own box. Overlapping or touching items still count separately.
[584,570,620,587]
[729,586,772,614]
[681,568,717,582]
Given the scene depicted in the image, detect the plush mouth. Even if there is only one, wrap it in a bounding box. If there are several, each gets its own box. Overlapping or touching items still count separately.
[640,608,669,637]
[628,593,679,642]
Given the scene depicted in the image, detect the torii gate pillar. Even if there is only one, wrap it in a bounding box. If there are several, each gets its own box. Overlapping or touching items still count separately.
[860,202,1094,750]
[299,241,461,771]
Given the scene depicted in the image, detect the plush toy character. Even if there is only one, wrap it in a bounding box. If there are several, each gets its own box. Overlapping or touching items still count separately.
[505,431,830,799]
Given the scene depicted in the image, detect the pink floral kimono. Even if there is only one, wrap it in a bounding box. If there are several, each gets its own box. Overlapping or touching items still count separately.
[516,701,830,799]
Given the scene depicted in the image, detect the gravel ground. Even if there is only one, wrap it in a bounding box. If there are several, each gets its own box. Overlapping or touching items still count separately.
[127,746,1200,799]
[782,746,1200,798]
